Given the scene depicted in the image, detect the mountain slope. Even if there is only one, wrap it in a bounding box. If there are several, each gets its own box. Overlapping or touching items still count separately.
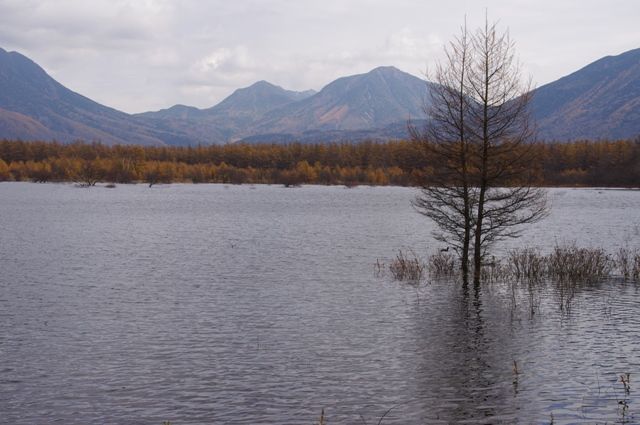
[251,66,429,135]
[531,48,640,140]
[0,47,195,145]
[0,107,59,140]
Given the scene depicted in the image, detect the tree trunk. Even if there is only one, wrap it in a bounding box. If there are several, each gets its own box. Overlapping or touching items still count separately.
[473,188,485,286]
[461,232,470,286]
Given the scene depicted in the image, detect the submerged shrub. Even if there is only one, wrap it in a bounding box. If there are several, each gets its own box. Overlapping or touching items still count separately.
[378,243,639,298]
[547,244,613,282]
[616,247,640,281]
[428,251,457,277]
[508,248,546,281]
[480,258,511,283]
[389,249,424,282]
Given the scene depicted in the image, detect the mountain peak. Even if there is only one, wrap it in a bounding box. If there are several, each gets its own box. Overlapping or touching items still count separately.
[209,80,315,116]
[235,80,315,100]
[248,80,279,89]
[369,65,403,74]
[251,64,429,135]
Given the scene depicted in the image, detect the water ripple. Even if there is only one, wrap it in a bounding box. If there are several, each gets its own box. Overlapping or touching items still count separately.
[1,184,639,424]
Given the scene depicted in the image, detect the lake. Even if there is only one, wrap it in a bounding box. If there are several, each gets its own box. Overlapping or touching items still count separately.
[1,183,639,424]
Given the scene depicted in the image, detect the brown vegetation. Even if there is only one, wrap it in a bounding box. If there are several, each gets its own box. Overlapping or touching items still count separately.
[427,251,457,277]
[0,139,638,187]
[616,248,640,281]
[388,250,425,282]
[384,244,640,284]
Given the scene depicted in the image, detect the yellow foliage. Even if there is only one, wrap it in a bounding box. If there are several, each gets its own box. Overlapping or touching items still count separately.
[0,158,10,181]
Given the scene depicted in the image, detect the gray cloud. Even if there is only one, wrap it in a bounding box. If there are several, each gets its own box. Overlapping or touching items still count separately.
[1,0,638,113]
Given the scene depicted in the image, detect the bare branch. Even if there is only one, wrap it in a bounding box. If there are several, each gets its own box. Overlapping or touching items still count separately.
[412,17,548,286]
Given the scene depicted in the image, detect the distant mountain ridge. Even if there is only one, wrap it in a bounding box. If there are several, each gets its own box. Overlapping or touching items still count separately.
[139,80,316,121]
[531,48,640,140]
[0,47,194,145]
[137,67,428,143]
[136,80,318,143]
[1,46,639,145]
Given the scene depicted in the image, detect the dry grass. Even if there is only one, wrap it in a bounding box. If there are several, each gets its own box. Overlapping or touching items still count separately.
[616,248,640,281]
[546,244,613,282]
[480,259,512,283]
[427,251,457,277]
[505,244,629,284]
[508,248,546,281]
[377,243,640,290]
[373,258,385,278]
[388,249,425,282]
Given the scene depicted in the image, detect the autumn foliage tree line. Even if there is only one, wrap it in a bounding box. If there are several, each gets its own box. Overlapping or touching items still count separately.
[0,138,638,187]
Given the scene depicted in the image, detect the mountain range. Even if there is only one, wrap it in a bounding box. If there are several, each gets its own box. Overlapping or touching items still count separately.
[1,46,639,145]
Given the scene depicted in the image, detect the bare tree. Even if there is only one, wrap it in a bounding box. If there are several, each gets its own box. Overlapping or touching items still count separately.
[411,23,476,284]
[413,18,548,286]
[466,20,548,285]
[74,159,104,187]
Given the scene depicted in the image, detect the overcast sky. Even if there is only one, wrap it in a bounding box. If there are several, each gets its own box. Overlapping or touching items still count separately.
[1,0,638,113]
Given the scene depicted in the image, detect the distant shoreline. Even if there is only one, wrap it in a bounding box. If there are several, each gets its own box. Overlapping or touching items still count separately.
[2,181,639,191]
[1,139,639,188]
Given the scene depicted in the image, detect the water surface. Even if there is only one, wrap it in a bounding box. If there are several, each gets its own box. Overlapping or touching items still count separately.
[1,183,639,424]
